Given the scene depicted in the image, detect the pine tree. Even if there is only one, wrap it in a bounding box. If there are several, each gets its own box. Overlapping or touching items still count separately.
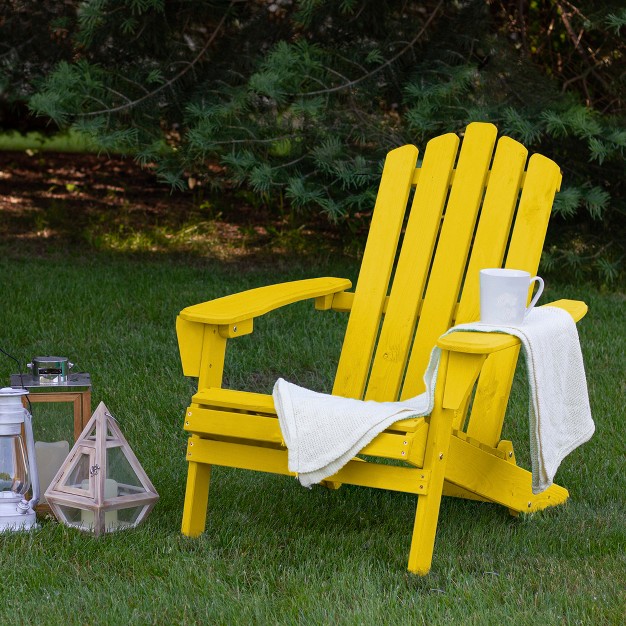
[3,0,624,283]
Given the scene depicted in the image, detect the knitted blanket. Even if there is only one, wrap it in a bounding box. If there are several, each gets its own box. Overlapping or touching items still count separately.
[273,306,594,493]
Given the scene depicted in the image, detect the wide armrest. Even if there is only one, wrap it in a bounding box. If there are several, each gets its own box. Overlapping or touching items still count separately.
[179,277,352,325]
[436,299,588,355]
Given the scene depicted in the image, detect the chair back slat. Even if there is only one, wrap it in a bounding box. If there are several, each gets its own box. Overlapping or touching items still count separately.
[465,153,561,435]
[332,145,418,399]
[505,153,561,274]
[454,136,529,324]
[401,122,497,399]
[364,133,458,401]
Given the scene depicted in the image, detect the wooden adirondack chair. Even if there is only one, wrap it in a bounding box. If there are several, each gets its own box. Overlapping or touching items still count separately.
[176,122,588,574]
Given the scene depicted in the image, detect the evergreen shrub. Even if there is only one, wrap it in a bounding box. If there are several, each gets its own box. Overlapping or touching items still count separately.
[2,1,623,282]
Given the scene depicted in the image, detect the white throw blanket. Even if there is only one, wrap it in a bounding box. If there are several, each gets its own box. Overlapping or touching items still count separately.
[273,306,594,493]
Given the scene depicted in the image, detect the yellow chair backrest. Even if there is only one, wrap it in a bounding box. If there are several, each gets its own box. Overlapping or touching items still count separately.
[333,122,561,402]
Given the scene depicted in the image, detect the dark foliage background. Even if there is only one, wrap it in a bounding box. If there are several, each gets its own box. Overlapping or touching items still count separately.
[1,0,624,283]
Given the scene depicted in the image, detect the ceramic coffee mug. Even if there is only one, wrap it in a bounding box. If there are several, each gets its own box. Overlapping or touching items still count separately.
[479,268,544,325]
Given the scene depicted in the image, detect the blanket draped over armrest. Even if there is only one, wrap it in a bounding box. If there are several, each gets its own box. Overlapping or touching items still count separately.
[273,306,594,493]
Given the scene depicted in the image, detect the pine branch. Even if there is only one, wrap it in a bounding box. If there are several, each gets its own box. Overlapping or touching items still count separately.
[83,1,236,117]
[300,0,445,97]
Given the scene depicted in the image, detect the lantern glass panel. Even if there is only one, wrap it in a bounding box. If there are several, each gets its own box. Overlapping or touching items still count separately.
[0,435,29,496]
[31,401,75,444]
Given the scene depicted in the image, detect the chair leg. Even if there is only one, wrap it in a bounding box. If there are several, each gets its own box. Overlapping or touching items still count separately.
[181,459,211,537]
[407,408,455,575]
[407,351,485,574]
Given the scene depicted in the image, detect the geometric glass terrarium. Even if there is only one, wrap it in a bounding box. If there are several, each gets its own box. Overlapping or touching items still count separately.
[45,402,159,536]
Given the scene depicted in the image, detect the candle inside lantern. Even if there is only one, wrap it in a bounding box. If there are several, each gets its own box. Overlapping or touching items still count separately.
[35,441,69,504]
[80,478,119,530]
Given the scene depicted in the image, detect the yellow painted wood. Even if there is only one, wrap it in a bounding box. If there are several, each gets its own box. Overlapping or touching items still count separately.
[331,291,397,315]
[464,299,588,446]
[197,325,228,390]
[314,293,335,310]
[181,453,211,537]
[442,482,489,502]
[327,462,431,494]
[465,346,520,447]
[385,416,427,433]
[176,317,205,377]
[176,124,582,575]
[184,407,284,444]
[506,153,561,274]
[328,291,355,312]
[407,351,454,575]
[455,136,528,323]
[402,122,498,399]
[359,427,427,466]
[192,387,276,414]
[180,277,351,324]
[441,352,485,411]
[497,440,516,464]
[453,428,508,459]
[437,331,520,354]
[545,299,588,322]
[366,133,459,401]
[218,318,253,339]
[333,145,419,399]
[187,437,293,475]
[445,435,569,512]
[186,405,429,463]
[188,437,432,495]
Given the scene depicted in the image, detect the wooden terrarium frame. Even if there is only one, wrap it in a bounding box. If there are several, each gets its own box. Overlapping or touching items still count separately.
[45,402,159,536]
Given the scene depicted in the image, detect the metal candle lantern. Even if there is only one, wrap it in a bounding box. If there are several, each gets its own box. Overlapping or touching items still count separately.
[11,356,92,513]
[27,356,74,384]
[0,388,39,531]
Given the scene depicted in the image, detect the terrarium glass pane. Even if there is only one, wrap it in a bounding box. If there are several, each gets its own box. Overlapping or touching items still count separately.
[81,506,119,532]
[116,505,144,528]
[57,504,84,526]
[85,425,97,441]
[62,453,92,491]
[31,401,75,444]
[107,446,143,489]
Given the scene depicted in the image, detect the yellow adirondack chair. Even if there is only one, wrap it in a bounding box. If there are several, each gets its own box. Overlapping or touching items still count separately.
[176,122,588,574]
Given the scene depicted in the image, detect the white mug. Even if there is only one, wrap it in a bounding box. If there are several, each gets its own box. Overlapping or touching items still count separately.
[479,268,544,325]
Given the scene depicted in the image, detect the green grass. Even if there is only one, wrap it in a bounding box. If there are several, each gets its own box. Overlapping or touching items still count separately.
[0,130,99,153]
[0,246,624,624]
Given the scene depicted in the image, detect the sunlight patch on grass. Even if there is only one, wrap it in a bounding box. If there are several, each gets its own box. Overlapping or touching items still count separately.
[0,130,99,153]
[85,219,276,259]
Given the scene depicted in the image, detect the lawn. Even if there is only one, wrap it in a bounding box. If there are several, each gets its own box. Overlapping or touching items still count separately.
[0,141,624,625]
[0,239,623,625]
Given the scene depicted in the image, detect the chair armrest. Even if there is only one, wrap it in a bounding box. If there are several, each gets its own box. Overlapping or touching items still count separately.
[179,277,352,325]
[436,299,588,355]
[437,332,520,354]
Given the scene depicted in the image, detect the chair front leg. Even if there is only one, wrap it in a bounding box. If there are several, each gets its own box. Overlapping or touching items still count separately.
[181,438,212,537]
[407,351,486,574]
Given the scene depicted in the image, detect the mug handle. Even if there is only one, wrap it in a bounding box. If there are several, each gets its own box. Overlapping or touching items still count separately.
[525,276,544,317]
